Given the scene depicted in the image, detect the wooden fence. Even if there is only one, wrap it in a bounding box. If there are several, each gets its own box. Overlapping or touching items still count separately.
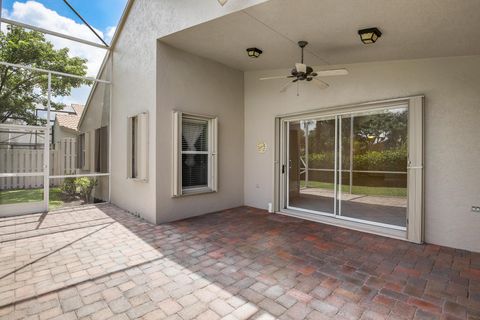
[0,138,77,189]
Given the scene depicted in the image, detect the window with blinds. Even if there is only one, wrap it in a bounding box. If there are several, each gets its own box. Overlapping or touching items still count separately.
[182,118,209,189]
[173,112,217,196]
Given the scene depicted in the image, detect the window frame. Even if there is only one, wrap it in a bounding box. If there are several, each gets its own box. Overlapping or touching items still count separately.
[77,132,90,170]
[274,95,424,243]
[127,112,149,181]
[94,126,109,173]
[173,111,218,197]
[78,133,85,169]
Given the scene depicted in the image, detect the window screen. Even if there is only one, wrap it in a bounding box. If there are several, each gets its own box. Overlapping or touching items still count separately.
[131,117,137,178]
[77,134,85,169]
[181,118,209,189]
[127,113,148,181]
[95,126,109,173]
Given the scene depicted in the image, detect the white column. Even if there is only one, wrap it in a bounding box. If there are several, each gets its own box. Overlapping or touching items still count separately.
[108,55,113,203]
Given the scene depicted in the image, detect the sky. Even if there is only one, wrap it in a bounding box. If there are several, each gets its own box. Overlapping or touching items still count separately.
[1,0,127,41]
[1,0,127,104]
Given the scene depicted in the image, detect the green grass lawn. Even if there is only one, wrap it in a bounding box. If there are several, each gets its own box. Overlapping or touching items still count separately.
[300,180,406,197]
[0,187,64,209]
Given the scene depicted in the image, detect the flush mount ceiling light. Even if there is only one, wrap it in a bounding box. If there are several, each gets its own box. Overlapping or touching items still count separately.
[358,27,382,44]
[217,0,228,6]
[246,47,263,58]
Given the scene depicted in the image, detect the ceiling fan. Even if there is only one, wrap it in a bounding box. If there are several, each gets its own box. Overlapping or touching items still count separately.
[260,41,348,93]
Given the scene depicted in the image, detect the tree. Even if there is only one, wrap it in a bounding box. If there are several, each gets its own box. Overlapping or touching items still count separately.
[354,110,408,150]
[0,25,89,125]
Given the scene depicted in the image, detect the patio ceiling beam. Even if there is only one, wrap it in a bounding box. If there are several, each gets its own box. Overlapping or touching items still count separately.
[0,17,109,50]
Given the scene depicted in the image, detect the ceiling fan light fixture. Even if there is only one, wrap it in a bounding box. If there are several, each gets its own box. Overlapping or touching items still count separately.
[358,27,382,44]
[217,0,228,6]
[246,47,263,58]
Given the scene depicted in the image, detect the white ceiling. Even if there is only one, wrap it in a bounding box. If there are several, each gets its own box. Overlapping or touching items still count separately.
[161,0,480,71]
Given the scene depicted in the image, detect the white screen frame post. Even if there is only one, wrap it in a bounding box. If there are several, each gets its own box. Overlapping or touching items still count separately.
[43,72,51,211]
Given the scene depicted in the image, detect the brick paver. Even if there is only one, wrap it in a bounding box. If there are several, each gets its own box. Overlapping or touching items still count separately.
[0,204,479,319]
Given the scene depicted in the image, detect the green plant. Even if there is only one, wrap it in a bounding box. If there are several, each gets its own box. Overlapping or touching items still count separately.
[60,177,77,199]
[353,146,407,171]
[1,26,89,124]
[306,146,407,172]
[74,177,98,203]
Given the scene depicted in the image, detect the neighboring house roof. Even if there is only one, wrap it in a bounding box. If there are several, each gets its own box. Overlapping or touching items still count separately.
[71,104,84,116]
[56,104,84,132]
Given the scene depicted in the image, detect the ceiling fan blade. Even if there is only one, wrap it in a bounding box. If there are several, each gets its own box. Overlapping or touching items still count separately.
[314,68,349,77]
[280,80,294,93]
[312,78,329,89]
[259,75,290,80]
[295,63,307,73]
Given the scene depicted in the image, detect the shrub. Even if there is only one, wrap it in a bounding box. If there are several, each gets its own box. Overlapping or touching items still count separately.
[74,177,98,203]
[353,147,407,171]
[307,146,407,172]
[308,152,335,168]
[60,177,77,199]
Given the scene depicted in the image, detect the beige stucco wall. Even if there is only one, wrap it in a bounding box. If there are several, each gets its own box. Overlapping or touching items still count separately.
[77,62,111,202]
[244,55,480,252]
[53,121,76,143]
[105,0,479,251]
[155,43,244,222]
[108,0,267,223]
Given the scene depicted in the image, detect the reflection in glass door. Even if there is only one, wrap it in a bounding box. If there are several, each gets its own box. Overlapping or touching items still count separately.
[285,106,408,229]
[288,116,336,215]
[338,108,408,228]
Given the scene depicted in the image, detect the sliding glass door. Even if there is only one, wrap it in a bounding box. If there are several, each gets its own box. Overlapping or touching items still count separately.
[285,105,409,230]
[288,117,337,215]
[337,107,408,228]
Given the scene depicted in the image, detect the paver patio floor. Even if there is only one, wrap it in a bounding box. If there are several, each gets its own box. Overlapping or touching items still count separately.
[0,204,479,319]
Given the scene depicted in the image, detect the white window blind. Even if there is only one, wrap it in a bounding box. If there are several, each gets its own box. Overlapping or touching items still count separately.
[173,112,217,196]
[182,118,209,189]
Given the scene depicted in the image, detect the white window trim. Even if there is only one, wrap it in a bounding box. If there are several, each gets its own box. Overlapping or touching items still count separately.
[173,111,218,197]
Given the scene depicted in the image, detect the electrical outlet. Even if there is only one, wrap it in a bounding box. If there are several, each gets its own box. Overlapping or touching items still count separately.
[472,206,480,213]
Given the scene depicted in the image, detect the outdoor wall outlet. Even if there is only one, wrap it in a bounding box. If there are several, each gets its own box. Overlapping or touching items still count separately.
[471,206,480,213]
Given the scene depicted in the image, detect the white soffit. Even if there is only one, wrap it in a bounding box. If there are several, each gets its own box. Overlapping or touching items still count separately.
[160,0,480,71]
